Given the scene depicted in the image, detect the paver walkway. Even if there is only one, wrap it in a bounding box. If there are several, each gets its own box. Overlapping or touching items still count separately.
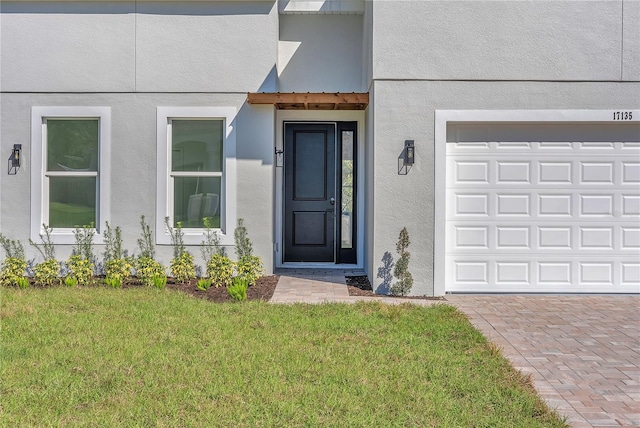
[271,270,640,427]
[446,295,640,428]
[271,268,438,305]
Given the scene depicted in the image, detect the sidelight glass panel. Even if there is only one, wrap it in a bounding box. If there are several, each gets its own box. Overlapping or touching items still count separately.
[47,120,99,172]
[341,131,354,249]
[174,176,221,228]
[49,176,97,228]
[172,120,223,172]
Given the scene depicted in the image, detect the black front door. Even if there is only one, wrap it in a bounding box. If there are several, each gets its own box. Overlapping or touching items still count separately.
[284,123,336,262]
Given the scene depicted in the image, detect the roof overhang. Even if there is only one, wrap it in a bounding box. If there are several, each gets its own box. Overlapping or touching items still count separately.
[247,92,369,110]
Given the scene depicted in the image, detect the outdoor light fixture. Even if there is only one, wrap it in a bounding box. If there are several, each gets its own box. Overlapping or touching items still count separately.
[11,144,21,168]
[8,144,21,175]
[403,140,415,166]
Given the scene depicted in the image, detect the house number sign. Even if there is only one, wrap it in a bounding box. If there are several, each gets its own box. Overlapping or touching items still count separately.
[612,111,633,120]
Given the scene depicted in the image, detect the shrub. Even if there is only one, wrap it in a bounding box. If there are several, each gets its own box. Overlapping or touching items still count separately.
[201,217,226,262]
[105,258,133,284]
[390,227,413,296]
[136,257,166,287]
[227,277,248,302]
[236,255,265,286]
[233,219,263,285]
[207,253,234,287]
[166,217,195,283]
[103,222,133,283]
[0,234,27,287]
[135,216,165,287]
[196,278,211,291]
[34,259,61,287]
[30,225,61,286]
[67,254,94,286]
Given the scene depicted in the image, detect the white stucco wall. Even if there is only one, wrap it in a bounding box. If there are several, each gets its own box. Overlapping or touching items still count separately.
[371,0,633,81]
[278,13,363,92]
[0,93,275,273]
[370,80,640,296]
[1,1,136,92]
[1,1,278,93]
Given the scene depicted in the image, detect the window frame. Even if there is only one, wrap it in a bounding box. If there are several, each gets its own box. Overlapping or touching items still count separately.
[30,106,111,245]
[156,107,237,246]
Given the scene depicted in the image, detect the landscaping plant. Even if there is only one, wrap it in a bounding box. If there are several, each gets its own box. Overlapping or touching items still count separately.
[234,218,264,285]
[390,227,413,296]
[165,217,195,283]
[196,278,211,291]
[135,216,166,287]
[66,225,95,286]
[227,276,248,301]
[29,225,61,286]
[0,234,28,288]
[103,221,133,285]
[202,217,233,287]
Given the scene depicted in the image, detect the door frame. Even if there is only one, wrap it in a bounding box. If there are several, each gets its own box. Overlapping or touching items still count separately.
[275,110,365,268]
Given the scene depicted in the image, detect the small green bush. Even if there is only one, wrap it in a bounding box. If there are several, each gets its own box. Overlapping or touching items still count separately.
[390,227,413,296]
[170,252,195,283]
[0,234,28,287]
[196,278,211,291]
[105,258,133,283]
[103,222,132,283]
[136,257,166,287]
[227,277,248,302]
[233,219,264,286]
[64,276,78,287]
[16,277,29,289]
[34,259,61,287]
[67,254,94,286]
[152,274,167,290]
[207,253,234,287]
[236,255,264,286]
[105,276,122,289]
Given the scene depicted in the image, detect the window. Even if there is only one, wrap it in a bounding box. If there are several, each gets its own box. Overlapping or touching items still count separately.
[157,107,236,245]
[31,107,111,244]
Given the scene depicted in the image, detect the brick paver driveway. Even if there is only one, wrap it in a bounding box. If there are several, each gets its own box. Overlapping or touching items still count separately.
[446,295,639,427]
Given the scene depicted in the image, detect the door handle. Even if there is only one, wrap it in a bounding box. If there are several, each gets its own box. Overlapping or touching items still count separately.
[330,197,335,205]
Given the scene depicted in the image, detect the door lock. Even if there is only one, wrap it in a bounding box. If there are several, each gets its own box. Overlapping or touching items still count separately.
[330,197,335,205]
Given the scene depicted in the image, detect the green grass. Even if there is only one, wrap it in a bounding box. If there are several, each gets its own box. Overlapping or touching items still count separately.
[1,287,566,427]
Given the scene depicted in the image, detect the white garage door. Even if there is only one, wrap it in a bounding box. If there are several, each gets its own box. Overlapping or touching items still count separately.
[446,123,640,293]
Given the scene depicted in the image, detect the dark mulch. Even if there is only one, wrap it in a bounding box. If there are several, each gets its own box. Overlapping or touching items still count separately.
[166,275,280,303]
[345,275,445,300]
[345,275,376,296]
[22,276,280,303]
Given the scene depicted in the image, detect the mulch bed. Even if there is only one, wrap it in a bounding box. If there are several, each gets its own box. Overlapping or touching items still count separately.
[345,275,445,300]
[20,275,280,303]
[166,275,280,303]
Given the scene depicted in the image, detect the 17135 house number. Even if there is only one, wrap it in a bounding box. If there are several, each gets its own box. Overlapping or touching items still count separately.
[612,111,633,120]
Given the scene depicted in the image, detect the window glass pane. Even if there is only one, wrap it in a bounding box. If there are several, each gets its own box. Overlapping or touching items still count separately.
[341,131,354,249]
[172,120,223,172]
[49,176,96,228]
[174,176,221,228]
[47,120,98,172]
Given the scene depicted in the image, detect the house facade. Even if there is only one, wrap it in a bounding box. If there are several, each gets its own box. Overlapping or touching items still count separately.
[1,0,639,295]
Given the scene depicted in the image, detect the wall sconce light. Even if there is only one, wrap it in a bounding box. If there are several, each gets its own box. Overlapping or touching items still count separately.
[275,147,283,168]
[403,140,415,166]
[8,144,21,175]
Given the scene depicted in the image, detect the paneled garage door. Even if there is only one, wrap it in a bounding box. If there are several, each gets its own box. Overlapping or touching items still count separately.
[446,123,640,293]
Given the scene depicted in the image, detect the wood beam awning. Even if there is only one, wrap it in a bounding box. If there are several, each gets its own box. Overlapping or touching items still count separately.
[247,92,369,110]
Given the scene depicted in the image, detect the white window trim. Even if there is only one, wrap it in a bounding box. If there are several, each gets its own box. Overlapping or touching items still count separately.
[30,106,111,245]
[156,106,237,246]
[434,109,640,296]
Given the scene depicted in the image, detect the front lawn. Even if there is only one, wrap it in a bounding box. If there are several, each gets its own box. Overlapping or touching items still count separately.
[0,288,566,427]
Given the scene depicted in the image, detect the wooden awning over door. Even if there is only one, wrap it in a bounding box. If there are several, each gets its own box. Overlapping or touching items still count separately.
[247,92,369,110]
